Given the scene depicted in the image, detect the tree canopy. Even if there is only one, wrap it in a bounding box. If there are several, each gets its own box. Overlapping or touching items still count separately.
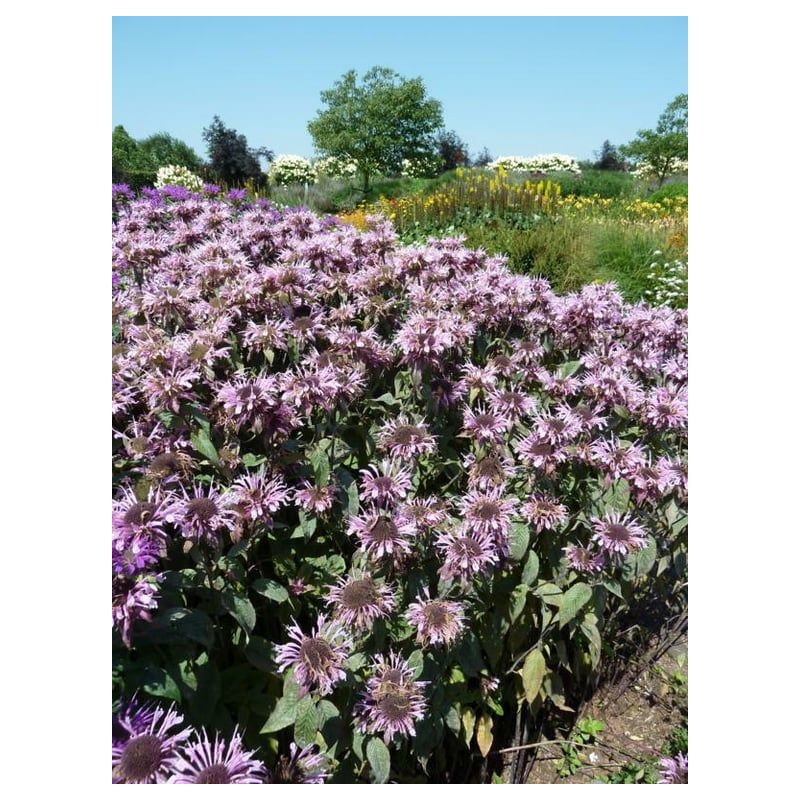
[202,116,273,186]
[308,66,444,191]
[621,94,688,186]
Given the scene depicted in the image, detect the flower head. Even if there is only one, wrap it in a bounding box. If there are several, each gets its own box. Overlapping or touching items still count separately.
[406,589,465,646]
[355,652,428,743]
[168,482,238,547]
[112,700,191,784]
[591,511,648,558]
[348,509,416,561]
[168,728,266,784]
[326,572,395,631]
[658,753,688,784]
[267,743,328,784]
[275,615,351,697]
[378,415,436,461]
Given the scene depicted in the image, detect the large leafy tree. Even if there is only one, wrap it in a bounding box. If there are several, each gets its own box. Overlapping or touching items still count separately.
[621,94,688,186]
[308,66,444,191]
[112,125,203,187]
[202,116,273,186]
[138,132,203,173]
[593,140,627,171]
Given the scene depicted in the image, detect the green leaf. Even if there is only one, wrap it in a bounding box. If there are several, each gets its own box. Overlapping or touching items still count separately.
[444,704,461,735]
[252,578,289,603]
[155,607,214,648]
[309,441,331,485]
[520,650,546,704]
[635,536,658,578]
[521,550,540,585]
[559,582,592,628]
[476,714,494,757]
[221,589,256,636]
[294,695,318,748]
[453,631,484,676]
[190,428,219,464]
[141,666,181,703]
[535,582,563,607]
[559,360,582,378]
[543,672,573,712]
[407,649,424,678]
[508,584,529,624]
[508,522,530,562]
[260,685,299,734]
[366,737,391,784]
[462,706,476,746]
[580,622,602,669]
[604,478,630,513]
[244,635,276,672]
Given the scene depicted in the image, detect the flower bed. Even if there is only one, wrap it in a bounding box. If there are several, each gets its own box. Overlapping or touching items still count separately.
[112,190,687,783]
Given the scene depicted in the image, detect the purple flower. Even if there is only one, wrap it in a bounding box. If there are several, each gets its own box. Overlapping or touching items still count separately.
[348,509,416,561]
[378,415,437,460]
[355,652,428,743]
[229,469,290,524]
[295,481,336,514]
[521,493,569,533]
[203,183,222,196]
[267,743,329,784]
[460,404,512,445]
[436,525,500,584]
[168,727,266,783]
[112,572,160,648]
[591,511,648,558]
[463,450,516,491]
[112,700,191,783]
[658,753,688,784]
[227,188,247,202]
[564,544,606,574]
[406,589,465,646]
[112,486,172,553]
[359,459,413,508]
[168,482,239,547]
[326,572,395,631]
[275,615,351,697]
[459,488,518,552]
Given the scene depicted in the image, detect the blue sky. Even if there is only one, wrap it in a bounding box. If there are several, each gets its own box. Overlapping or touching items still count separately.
[113,16,687,163]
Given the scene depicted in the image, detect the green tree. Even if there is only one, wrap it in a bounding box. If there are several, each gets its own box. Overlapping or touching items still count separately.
[112,125,141,183]
[621,94,688,187]
[138,132,202,173]
[437,129,470,172]
[308,66,444,192]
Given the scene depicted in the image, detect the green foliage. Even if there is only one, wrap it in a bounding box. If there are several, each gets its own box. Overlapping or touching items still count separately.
[112,125,202,189]
[552,169,638,199]
[647,181,688,203]
[593,140,627,171]
[621,94,688,187]
[202,115,271,186]
[437,129,470,171]
[557,717,606,777]
[308,66,444,191]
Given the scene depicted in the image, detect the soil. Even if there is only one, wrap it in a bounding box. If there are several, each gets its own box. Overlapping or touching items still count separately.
[514,636,688,784]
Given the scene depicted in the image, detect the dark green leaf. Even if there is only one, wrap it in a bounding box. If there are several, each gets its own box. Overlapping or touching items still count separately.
[366,737,391,784]
[191,428,219,464]
[294,695,318,748]
[221,589,256,636]
[252,578,289,603]
[520,650,546,704]
[559,582,592,628]
[521,550,540,585]
[509,522,530,562]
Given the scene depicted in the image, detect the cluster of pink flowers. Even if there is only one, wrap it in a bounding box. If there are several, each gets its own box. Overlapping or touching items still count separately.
[112,190,687,762]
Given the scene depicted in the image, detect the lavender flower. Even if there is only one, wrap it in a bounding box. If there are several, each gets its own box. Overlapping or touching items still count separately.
[112,700,191,784]
[168,482,238,547]
[112,572,159,648]
[564,544,606,574]
[378,415,437,460]
[460,404,512,445]
[591,511,648,558]
[229,469,290,524]
[436,526,500,583]
[275,615,351,697]
[406,590,465,646]
[348,509,415,561]
[355,652,428,743]
[326,572,395,631]
[168,728,266,784]
[267,743,328,784]
[658,753,688,784]
[521,493,569,533]
[359,459,413,508]
[295,481,336,514]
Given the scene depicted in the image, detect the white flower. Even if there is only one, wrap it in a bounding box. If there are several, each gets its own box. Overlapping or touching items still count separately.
[154,164,204,192]
[269,155,316,186]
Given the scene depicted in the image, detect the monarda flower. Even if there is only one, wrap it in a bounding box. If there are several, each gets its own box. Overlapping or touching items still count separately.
[378,415,437,461]
[405,590,465,646]
[295,481,336,514]
[463,450,516,491]
[564,544,606,574]
[521,493,569,533]
[141,363,201,413]
[643,385,688,431]
[460,404,512,445]
[112,572,160,648]
[459,488,518,548]
[355,653,428,743]
[436,526,500,583]
[533,409,581,446]
[397,496,450,532]
[348,509,416,561]
[275,615,351,697]
[488,385,536,420]
[112,486,172,553]
[266,743,329,784]
[428,376,466,411]
[326,572,395,631]
[167,482,238,547]
[658,753,688,784]
[216,374,279,433]
[112,700,191,784]
[229,469,290,524]
[591,512,648,558]
[168,728,266,784]
[358,460,413,508]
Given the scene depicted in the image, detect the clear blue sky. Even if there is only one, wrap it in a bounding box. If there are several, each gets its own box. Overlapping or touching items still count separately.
[113,16,687,163]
